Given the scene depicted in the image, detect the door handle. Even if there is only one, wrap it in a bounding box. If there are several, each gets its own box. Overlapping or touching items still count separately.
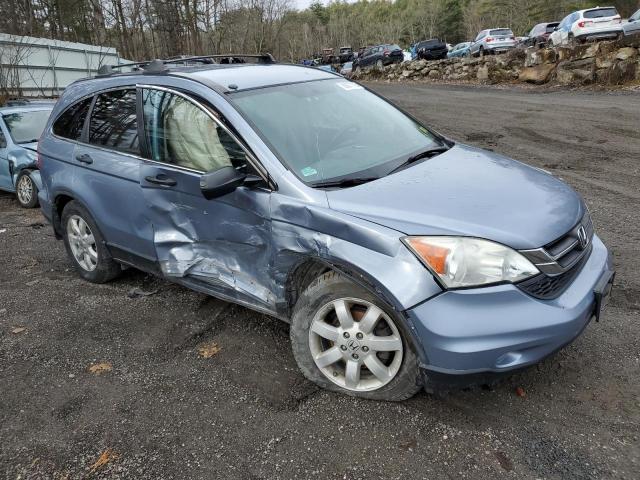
[76,153,93,164]
[145,175,177,187]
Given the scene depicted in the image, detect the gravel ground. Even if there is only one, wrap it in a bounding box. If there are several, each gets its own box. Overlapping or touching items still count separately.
[1,83,639,479]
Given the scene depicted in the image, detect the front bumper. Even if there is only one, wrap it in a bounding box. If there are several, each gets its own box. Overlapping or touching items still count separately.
[407,235,613,381]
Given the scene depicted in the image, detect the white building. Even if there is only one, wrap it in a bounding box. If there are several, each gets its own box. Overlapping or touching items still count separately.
[0,33,129,98]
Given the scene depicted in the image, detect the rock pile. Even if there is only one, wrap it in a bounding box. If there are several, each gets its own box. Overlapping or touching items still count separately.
[351,36,640,88]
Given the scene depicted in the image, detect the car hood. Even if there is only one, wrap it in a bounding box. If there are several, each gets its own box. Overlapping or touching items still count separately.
[325,144,584,250]
[16,142,38,153]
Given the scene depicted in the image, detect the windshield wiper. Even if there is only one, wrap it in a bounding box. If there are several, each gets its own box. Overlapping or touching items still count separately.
[387,146,450,175]
[311,177,380,189]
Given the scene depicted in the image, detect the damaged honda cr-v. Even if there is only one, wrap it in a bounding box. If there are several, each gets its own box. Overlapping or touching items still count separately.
[37,55,615,401]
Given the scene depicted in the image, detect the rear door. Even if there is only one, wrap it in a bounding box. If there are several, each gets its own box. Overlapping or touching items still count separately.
[72,87,158,264]
[137,86,275,313]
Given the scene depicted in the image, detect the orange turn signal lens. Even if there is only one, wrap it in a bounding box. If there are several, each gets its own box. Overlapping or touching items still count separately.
[406,238,450,274]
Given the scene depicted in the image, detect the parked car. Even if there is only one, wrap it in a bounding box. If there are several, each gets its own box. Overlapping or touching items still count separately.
[548,7,623,46]
[316,64,335,73]
[415,39,448,60]
[353,44,403,71]
[623,9,640,37]
[0,104,53,207]
[469,28,517,56]
[447,42,473,58]
[524,22,560,48]
[37,55,614,401]
[339,61,353,76]
[338,46,354,63]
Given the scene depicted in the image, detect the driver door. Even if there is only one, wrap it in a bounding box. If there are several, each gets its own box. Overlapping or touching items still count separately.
[138,86,276,313]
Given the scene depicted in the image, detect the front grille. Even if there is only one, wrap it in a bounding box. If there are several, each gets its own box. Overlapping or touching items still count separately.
[519,211,594,276]
[517,244,592,300]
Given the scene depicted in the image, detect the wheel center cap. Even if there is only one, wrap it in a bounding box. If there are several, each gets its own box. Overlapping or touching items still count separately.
[347,339,361,352]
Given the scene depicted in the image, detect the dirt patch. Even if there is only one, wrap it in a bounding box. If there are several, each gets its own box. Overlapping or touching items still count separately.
[1,84,639,478]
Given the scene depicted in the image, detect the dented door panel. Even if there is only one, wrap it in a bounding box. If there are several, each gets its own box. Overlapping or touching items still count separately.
[139,162,275,311]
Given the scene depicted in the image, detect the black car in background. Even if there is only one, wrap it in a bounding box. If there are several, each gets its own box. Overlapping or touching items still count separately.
[353,44,403,71]
[416,38,448,60]
[525,22,560,48]
[338,46,354,63]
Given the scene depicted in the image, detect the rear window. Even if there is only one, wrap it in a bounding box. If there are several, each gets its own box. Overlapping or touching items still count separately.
[388,45,402,51]
[584,8,618,19]
[490,29,513,37]
[88,89,140,155]
[53,97,92,140]
[545,23,559,33]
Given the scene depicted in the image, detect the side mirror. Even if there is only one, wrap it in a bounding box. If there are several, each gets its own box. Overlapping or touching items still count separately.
[200,166,246,199]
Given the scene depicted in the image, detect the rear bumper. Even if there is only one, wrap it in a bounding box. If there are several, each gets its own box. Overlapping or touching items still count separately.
[576,27,622,40]
[38,184,54,225]
[407,235,613,383]
[486,44,516,53]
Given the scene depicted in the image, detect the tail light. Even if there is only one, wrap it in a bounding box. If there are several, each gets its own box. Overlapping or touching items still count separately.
[578,20,593,28]
[383,49,390,56]
[36,136,43,169]
[486,37,494,43]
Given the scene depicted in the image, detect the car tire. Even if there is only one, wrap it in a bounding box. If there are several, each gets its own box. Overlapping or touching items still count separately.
[290,271,422,401]
[61,200,121,284]
[15,171,39,208]
[376,59,383,69]
[479,46,485,57]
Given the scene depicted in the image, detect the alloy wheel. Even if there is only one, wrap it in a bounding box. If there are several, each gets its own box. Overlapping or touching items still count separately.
[67,215,98,271]
[309,298,403,392]
[16,175,33,206]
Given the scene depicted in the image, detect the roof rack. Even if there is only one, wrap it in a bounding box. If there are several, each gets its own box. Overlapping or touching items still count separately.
[96,53,276,76]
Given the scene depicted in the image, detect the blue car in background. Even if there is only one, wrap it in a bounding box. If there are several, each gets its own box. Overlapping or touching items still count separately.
[37,56,614,401]
[0,104,53,207]
[447,42,473,58]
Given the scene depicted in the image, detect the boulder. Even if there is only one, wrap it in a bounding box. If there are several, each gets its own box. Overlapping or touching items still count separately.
[596,54,615,69]
[428,69,441,79]
[477,64,490,81]
[519,63,556,84]
[616,47,638,61]
[556,59,595,85]
[401,69,412,78]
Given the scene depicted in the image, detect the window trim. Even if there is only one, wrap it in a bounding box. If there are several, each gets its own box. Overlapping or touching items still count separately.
[85,87,141,156]
[137,84,274,189]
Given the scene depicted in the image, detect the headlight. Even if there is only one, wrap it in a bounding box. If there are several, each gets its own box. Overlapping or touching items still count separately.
[403,236,539,288]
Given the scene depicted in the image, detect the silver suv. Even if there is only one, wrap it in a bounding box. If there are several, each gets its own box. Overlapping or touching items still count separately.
[469,28,517,57]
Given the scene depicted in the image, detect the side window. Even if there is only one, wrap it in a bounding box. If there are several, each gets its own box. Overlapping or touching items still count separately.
[142,89,247,173]
[52,97,92,140]
[88,89,139,155]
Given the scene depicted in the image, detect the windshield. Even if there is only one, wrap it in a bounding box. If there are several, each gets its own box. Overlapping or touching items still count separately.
[3,109,51,144]
[545,24,559,33]
[490,29,513,37]
[230,79,440,184]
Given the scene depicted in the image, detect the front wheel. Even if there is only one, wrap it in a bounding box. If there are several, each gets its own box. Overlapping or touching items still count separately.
[15,171,38,208]
[290,272,422,401]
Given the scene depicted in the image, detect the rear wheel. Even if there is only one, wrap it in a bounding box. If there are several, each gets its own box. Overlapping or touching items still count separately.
[290,272,422,401]
[61,201,121,283]
[479,46,485,57]
[15,171,38,208]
